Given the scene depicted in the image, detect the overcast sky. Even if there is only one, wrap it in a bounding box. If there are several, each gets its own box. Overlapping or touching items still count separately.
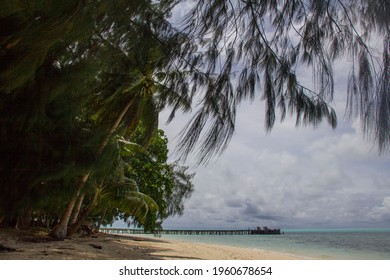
[158,58,390,230]
[150,2,390,229]
[153,1,390,230]
[112,2,390,230]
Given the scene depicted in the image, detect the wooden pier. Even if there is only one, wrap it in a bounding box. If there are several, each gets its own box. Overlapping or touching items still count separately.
[100,227,281,235]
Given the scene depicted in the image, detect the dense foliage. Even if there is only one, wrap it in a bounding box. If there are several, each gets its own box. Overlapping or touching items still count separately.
[0,0,193,238]
[173,0,389,161]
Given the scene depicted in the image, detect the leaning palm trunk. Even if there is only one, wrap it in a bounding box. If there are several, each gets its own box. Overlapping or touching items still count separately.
[69,191,86,225]
[50,173,90,239]
[97,97,135,154]
[96,207,108,232]
[49,98,135,240]
[66,189,99,236]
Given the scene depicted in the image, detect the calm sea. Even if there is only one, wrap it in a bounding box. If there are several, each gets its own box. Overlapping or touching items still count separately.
[148,228,390,260]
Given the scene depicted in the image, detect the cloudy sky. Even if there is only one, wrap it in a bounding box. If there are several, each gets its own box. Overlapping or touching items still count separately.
[158,56,390,230]
[150,2,390,230]
[114,2,390,230]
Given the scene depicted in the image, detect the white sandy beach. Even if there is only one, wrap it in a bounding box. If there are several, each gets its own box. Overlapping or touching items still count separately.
[148,237,301,260]
[0,229,301,260]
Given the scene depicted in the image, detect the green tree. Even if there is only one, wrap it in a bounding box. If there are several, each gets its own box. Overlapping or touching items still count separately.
[88,177,160,234]
[164,163,195,219]
[119,130,194,231]
[76,129,194,233]
[0,0,188,238]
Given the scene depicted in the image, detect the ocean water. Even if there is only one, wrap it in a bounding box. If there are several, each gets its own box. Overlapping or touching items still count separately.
[149,228,390,260]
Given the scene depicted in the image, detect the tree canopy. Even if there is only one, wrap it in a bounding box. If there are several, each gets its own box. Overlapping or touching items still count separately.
[0,0,194,236]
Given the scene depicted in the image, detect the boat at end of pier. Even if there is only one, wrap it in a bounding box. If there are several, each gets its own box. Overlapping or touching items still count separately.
[250,226,281,235]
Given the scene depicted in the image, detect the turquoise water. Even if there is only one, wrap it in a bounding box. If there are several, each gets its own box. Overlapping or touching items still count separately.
[149,228,390,259]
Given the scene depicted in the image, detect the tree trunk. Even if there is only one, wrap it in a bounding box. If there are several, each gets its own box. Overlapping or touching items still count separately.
[24,207,32,227]
[96,207,108,231]
[49,173,89,240]
[67,189,99,236]
[49,97,134,240]
[66,210,86,237]
[15,208,32,229]
[70,191,85,225]
[97,96,135,154]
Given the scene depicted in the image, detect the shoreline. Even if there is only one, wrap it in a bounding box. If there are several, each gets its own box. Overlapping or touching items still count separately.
[156,238,304,260]
[121,233,308,260]
[0,228,303,260]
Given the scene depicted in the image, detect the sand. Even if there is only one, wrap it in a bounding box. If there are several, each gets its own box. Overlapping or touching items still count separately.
[0,228,300,260]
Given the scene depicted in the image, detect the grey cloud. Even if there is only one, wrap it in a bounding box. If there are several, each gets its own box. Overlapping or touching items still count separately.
[225,198,243,208]
[154,52,390,231]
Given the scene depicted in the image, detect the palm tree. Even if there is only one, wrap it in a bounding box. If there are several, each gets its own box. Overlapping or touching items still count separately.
[92,178,159,232]
[47,0,187,239]
[49,71,160,239]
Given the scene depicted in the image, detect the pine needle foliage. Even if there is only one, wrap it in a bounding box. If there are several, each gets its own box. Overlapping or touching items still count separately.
[0,0,191,227]
[166,0,389,162]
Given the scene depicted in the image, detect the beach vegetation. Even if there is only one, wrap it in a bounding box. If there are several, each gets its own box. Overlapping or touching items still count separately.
[0,0,193,238]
